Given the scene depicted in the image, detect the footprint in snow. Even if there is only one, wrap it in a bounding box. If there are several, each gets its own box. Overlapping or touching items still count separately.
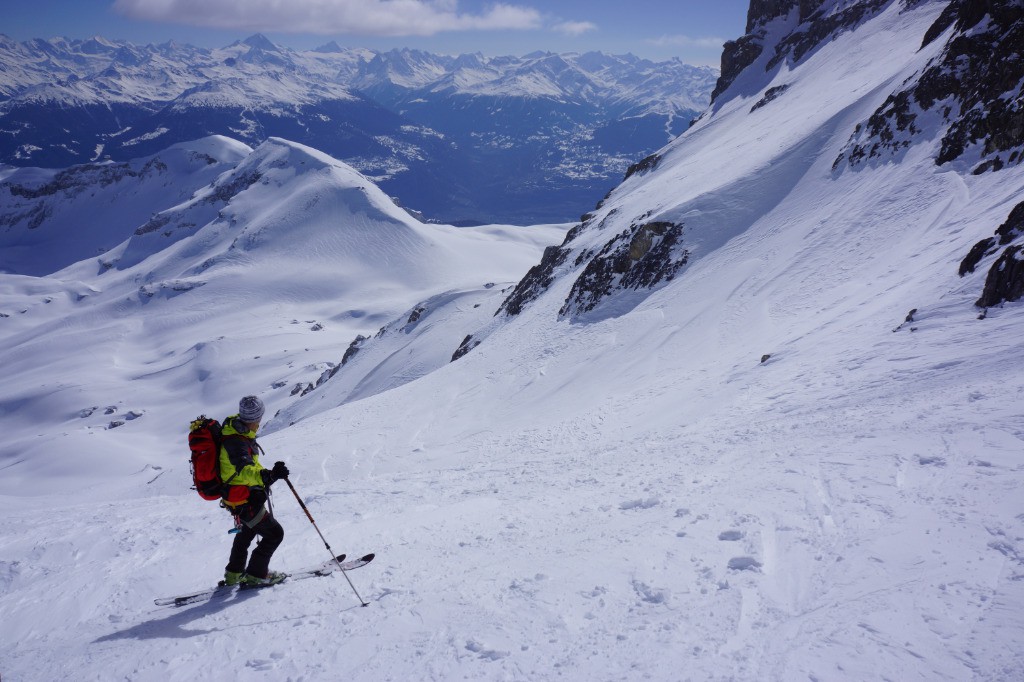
[727,557,762,572]
[245,655,282,671]
[466,640,509,661]
[718,530,745,541]
[632,580,668,604]
[620,497,660,511]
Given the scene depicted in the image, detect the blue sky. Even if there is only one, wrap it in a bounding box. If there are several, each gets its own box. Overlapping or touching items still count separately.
[4,0,750,65]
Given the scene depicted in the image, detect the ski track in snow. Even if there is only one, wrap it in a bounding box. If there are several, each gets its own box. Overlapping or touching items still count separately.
[8,295,1024,681]
[4,393,1022,681]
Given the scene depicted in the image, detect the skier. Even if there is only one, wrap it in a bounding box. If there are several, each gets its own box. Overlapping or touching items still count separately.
[220,395,290,586]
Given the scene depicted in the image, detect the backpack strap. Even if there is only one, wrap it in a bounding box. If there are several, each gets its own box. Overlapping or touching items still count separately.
[219,433,255,494]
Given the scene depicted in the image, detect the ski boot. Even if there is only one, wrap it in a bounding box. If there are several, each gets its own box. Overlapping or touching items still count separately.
[241,570,286,587]
[223,570,245,586]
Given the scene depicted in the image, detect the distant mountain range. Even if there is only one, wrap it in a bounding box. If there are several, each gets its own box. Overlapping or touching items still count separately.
[0,34,718,224]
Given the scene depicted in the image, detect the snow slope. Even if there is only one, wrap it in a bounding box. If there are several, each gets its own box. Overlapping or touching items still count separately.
[2,1,1024,681]
[0,135,252,276]
[0,136,567,501]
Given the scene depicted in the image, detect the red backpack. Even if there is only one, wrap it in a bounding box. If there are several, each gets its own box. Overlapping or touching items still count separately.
[189,415,250,502]
[189,416,231,500]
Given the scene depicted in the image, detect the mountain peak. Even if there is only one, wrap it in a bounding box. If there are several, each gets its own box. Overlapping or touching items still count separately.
[313,40,344,53]
[79,36,119,54]
[241,33,279,51]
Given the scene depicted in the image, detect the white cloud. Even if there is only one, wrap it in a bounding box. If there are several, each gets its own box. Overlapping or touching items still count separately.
[113,0,544,37]
[646,34,726,50]
[553,21,598,37]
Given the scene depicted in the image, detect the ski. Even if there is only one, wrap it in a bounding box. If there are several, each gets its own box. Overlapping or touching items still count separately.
[240,552,376,590]
[154,552,375,607]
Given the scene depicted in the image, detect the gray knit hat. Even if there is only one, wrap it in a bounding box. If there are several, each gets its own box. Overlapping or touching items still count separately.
[238,395,265,423]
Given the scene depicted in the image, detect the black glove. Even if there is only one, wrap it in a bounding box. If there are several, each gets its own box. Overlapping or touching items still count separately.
[272,460,290,481]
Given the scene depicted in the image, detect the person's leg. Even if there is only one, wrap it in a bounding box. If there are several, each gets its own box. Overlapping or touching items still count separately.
[245,515,284,578]
[226,524,256,574]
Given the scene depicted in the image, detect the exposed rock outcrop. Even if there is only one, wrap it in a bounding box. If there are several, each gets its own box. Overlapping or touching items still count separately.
[713,1,895,105]
[496,224,581,317]
[623,153,662,181]
[765,0,889,72]
[750,84,791,112]
[6,157,167,200]
[713,34,769,103]
[451,334,480,362]
[560,219,687,318]
[836,0,1024,173]
[965,201,1024,308]
[977,245,1024,308]
[712,0,798,102]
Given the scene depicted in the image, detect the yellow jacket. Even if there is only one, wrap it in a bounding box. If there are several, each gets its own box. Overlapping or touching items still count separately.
[219,415,267,507]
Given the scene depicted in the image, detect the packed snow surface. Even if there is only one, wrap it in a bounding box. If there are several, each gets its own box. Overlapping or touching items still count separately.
[1,2,1023,681]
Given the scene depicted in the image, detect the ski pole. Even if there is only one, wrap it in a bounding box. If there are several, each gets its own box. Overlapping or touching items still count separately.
[284,477,369,607]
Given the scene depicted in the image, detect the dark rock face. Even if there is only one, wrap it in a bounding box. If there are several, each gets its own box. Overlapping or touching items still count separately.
[933,1,1024,171]
[497,241,573,317]
[560,219,687,318]
[498,199,688,320]
[293,360,339,397]
[711,0,801,102]
[977,245,1024,308]
[965,201,1024,307]
[995,202,1024,244]
[920,0,959,47]
[340,335,367,366]
[713,1,896,105]
[750,84,791,112]
[6,157,166,201]
[748,0,802,28]
[205,169,264,206]
[960,237,998,276]
[836,0,1024,173]
[834,90,921,168]
[623,153,662,181]
[766,0,889,72]
[713,34,768,103]
[406,306,427,327]
[451,334,480,362]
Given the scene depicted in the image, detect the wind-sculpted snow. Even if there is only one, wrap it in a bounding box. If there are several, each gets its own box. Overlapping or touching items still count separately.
[268,281,544,429]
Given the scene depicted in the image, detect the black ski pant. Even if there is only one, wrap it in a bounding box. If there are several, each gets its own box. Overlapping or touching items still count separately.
[226,508,284,578]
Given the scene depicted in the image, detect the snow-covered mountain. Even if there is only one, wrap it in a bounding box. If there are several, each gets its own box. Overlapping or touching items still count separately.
[0,134,567,494]
[0,35,716,224]
[0,135,252,275]
[352,49,718,225]
[2,1,1024,680]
